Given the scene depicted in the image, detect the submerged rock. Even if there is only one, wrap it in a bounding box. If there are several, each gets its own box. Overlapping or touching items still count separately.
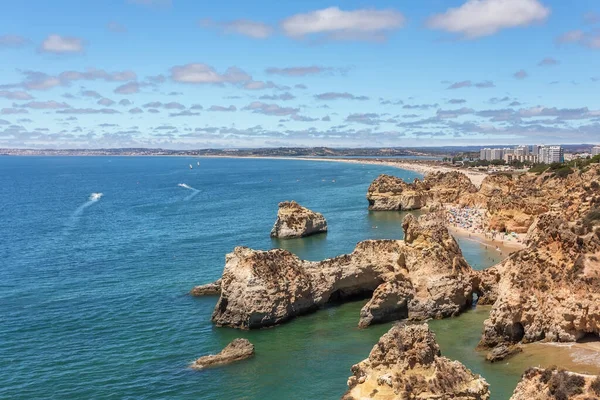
[209,212,478,329]
[190,279,221,296]
[190,338,254,370]
[366,171,476,211]
[270,201,327,238]
[510,367,600,400]
[343,323,490,400]
[485,343,522,363]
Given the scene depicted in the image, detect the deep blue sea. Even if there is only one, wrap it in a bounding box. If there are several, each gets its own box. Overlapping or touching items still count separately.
[0,156,537,399]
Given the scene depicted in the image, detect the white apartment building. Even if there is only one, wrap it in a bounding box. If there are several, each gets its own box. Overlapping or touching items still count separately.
[592,146,600,156]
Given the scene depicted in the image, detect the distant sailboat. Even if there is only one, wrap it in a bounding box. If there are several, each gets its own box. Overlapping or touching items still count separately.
[189,164,193,169]
[197,161,200,166]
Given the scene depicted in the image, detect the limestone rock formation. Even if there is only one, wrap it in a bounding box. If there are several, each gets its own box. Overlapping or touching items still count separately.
[210,213,478,329]
[190,338,254,370]
[366,172,477,211]
[270,201,327,238]
[509,367,600,400]
[342,323,490,400]
[479,211,600,355]
[190,279,221,296]
[461,164,600,233]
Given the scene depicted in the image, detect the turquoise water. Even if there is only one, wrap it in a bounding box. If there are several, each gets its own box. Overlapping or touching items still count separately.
[0,157,512,399]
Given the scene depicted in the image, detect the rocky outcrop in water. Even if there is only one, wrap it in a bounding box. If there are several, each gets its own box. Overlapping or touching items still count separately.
[366,172,477,211]
[342,323,490,400]
[479,211,600,357]
[270,201,327,238]
[190,338,254,370]
[210,213,479,329]
[190,279,221,296]
[509,367,600,400]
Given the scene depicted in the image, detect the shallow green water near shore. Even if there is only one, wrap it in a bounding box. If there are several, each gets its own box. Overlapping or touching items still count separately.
[1,156,593,399]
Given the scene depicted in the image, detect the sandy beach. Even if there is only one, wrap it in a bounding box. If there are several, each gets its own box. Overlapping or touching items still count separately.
[203,155,489,187]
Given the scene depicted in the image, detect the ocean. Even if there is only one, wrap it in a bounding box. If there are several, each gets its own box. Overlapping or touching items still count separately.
[0,156,582,399]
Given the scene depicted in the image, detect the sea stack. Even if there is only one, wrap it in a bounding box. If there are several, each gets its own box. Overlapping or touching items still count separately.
[342,323,490,400]
[209,213,481,330]
[270,201,327,238]
[190,338,254,370]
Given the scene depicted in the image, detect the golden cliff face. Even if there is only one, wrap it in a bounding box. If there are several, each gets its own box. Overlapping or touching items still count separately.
[366,172,477,211]
[343,323,490,400]
[479,212,600,354]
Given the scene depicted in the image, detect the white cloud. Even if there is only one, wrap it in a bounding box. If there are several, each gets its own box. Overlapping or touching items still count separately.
[281,7,406,41]
[170,63,251,84]
[556,29,600,49]
[40,34,85,53]
[200,19,273,39]
[427,0,550,39]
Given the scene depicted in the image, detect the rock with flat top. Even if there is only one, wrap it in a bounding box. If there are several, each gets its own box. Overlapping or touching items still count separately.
[190,279,221,296]
[190,338,254,370]
[270,201,327,238]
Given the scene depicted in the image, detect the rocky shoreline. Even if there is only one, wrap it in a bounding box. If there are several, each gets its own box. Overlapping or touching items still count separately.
[189,162,600,397]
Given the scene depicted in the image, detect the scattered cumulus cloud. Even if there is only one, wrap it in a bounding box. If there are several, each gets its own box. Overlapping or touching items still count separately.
[0,90,33,100]
[281,7,406,41]
[513,69,528,79]
[199,18,273,39]
[114,82,146,94]
[170,63,251,84]
[40,34,85,54]
[0,35,29,48]
[265,66,342,77]
[538,57,559,66]
[314,92,369,101]
[556,29,600,49]
[426,0,550,39]
[208,105,237,112]
[259,92,295,101]
[243,101,299,116]
[447,80,495,89]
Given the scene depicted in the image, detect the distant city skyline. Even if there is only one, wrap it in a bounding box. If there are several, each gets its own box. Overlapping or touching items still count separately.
[1,0,600,149]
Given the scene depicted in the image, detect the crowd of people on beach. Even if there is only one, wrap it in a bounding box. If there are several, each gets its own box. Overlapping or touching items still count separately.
[444,205,524,248]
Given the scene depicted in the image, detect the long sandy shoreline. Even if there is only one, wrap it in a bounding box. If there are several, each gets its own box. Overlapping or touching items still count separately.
[202,155,489,187]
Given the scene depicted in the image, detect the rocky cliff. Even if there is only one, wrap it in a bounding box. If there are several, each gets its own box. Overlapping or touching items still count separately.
[509,367,600,400]
[342,323,490,400]
[479,211,600,357]
[206,213,479,329]
[270,201,328,238]
[462,165,600,233]
[369,165,600,234]
[366,171,477,211]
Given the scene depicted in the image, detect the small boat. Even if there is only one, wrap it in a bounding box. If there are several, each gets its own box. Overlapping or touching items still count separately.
[189,164,193,169]
[197,161,200,166]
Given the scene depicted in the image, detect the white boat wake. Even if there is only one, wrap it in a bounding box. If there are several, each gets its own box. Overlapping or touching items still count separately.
[178,183,200,201]
[73,192,104,216]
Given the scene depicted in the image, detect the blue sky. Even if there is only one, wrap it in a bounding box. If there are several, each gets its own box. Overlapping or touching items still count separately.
[1,0,599,149]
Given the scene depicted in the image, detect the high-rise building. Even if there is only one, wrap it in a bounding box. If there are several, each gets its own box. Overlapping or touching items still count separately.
[592,146,600,156]
[490,148,504,160]
[539,146,564,164]
[532,145,541,156]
